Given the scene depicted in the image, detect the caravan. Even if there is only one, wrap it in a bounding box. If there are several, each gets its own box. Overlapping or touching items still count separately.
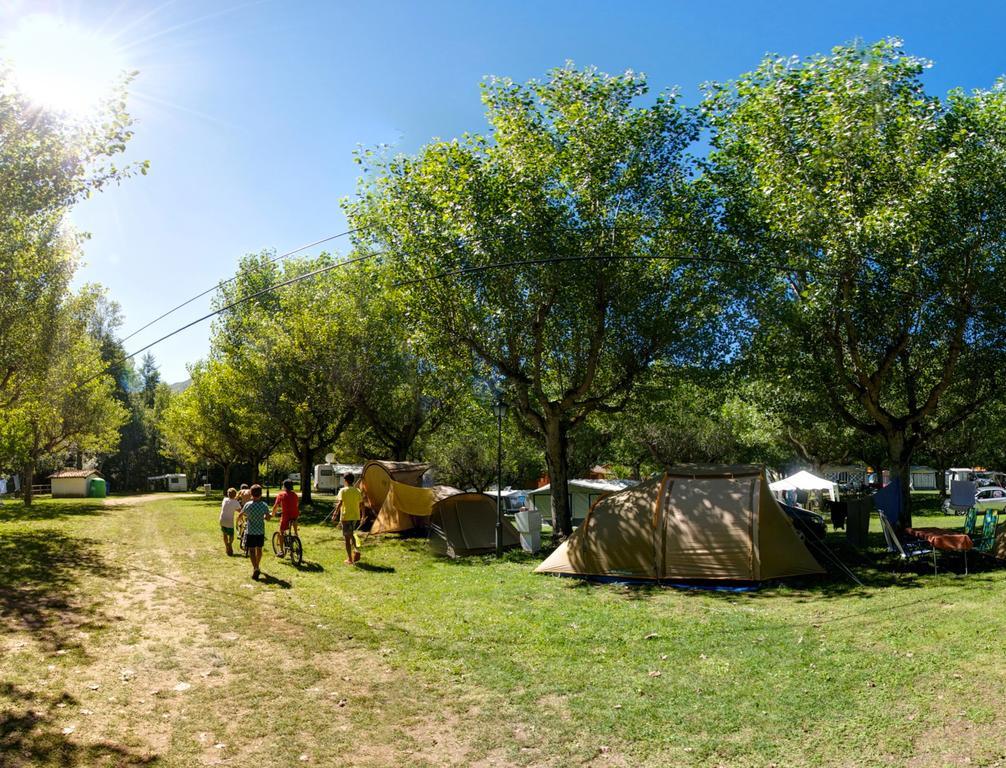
[148,474,188,492]
[312,463,363,493]
[529,479,637,526]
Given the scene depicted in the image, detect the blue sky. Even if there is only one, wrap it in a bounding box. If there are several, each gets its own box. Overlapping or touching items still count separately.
[4,0,1006,381]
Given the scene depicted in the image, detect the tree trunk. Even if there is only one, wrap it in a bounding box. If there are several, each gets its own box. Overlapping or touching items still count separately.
[223,464,231,491]
[886,432,914,529]
[299,449,314,505]
[544,417,573,539]
[23,462,34,507]
[391,440,409,462]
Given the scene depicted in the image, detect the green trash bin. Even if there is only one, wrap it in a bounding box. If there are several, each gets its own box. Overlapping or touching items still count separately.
[87,477,107,498]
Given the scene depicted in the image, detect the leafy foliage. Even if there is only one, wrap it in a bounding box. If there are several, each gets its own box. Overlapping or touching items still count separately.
[0,68,145,409]
[0,286,128,502]
[347,64,726,534]
[707,39,1006,523]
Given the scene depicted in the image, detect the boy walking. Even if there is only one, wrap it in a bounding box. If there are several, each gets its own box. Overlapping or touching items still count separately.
[335,473,362,565]
[272,479,300,556]
[219,487,242,556]
[242,484,271,580]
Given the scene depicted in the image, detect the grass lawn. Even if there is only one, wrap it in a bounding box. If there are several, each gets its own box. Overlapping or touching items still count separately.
[2,491,1005,767]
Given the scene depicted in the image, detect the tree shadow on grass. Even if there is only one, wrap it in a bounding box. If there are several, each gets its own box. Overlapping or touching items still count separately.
[296,501,334,525]
[0,501,107,523]
[0,532,121,653]
[0,682,159,767]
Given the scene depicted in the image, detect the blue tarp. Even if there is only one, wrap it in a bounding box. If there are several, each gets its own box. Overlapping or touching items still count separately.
[873,478,902,526]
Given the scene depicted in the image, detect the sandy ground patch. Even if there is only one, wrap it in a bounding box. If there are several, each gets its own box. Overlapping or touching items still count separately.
[103,493,191,507]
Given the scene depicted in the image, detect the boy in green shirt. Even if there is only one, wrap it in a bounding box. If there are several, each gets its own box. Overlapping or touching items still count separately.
[242,484,271,580]
[335,473,363,565]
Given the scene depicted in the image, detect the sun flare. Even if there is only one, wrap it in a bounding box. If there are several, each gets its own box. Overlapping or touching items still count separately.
[2,14,127,117]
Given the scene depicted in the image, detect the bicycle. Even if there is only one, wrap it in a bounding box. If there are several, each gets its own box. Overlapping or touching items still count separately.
[271,526,303,566]
[236,515,249,557]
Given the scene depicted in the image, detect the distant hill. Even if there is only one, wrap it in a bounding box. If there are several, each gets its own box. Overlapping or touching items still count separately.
[169,379,190,394]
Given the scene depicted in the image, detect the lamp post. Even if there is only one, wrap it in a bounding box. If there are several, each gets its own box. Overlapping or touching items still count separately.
[491,395,508,557]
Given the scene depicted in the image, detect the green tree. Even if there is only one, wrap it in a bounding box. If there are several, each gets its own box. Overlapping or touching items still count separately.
[0,288,128,504]
[212,254,358,504]
[607,367,790,474]
[707,40,1006,526]
[347,65,722,536]
[423,387,544,492]
[138,352,161,408]
[335,263,466,461]
[76,295,177,491]
[160,358,279,488]
[0,69,144,409]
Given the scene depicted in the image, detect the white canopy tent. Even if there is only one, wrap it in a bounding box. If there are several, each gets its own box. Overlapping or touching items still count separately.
[769,470,839,502]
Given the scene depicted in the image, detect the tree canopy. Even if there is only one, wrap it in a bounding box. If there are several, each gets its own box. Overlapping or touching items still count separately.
[347,64,728,535]
[707,39,1006,524]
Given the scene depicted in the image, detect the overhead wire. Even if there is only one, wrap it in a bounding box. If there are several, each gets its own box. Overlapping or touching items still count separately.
[91,233,962,388]
[81,250,380,387]
[118,227,362,344]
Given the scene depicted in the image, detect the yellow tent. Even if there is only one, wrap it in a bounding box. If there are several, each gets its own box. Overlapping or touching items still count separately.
[535,466,823,583]
[370,481,461,535]
[360,460,430,512]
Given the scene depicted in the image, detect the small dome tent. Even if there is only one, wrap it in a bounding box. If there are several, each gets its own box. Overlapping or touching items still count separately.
[429,491,521,558]
[535,465,824,583]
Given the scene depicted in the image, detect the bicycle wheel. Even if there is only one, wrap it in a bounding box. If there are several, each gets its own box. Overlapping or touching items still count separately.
[237,521,248,555]
[289,536,303,566]
[271,530,284,557]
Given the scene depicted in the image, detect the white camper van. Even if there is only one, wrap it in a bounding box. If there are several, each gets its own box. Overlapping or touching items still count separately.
[313,463,363,492]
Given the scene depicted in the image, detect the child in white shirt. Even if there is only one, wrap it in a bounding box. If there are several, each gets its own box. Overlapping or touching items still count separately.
[219,487,242,556]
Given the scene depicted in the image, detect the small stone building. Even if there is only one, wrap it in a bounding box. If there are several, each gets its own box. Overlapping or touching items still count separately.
[50,468,102,498]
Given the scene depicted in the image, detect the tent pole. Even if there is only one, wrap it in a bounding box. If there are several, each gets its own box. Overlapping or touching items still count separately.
[492,396,507,558]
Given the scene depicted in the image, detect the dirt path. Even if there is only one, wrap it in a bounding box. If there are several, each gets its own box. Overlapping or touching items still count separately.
[102,492,192,507]
[0,495,487,767]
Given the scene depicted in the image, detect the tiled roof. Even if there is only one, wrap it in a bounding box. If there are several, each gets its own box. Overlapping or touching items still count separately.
[49,469,102,479]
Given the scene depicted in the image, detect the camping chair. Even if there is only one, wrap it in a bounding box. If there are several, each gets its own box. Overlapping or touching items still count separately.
[878,513,936,574]
[963,507,978,537]
[972,509,999,556]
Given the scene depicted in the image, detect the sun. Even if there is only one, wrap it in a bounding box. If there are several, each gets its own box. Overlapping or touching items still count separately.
[2,14,127,117]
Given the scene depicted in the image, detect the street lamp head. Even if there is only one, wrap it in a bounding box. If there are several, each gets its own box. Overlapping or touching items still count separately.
[491,395,508,420]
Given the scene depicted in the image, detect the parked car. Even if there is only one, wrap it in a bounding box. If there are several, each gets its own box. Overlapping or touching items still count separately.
[943,485,1006,514]
[780,503,827,542]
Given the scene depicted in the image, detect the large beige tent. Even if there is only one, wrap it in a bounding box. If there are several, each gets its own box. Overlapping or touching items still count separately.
[429,492,521,558]
[535,466,824,583]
